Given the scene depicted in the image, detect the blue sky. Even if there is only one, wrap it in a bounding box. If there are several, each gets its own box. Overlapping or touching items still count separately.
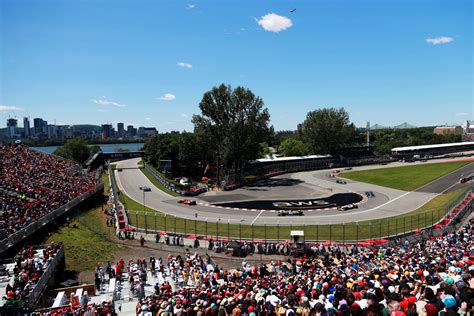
[1,0,472,131]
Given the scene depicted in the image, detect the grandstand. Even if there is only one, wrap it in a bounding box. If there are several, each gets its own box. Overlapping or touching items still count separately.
[0,143,101,252]
[391,142,474,158]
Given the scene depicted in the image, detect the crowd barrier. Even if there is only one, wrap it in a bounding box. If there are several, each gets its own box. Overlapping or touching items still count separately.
[27,244,65,310]
[0,184,104,254]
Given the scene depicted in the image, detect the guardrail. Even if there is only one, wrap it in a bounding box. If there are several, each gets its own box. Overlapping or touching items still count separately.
[27,244,65,310]
[144,163,184,194]
[0,184,104,253]
[108,164,130,234]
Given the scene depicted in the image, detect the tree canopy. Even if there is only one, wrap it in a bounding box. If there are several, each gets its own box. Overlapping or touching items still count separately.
[280,138,309,157]
[301,107,357,154]
[192,84,272,181]
[53,138,90,164]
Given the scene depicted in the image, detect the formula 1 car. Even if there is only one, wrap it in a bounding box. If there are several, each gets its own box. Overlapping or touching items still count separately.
[277,210,304,216]
[178,199,197,206]
[337,203,358,211]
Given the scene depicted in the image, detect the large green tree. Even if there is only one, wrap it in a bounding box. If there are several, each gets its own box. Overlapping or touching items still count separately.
[280,138,309,157]
[53,138,90,163]
[302,107,356,154]
[192,84,272,182]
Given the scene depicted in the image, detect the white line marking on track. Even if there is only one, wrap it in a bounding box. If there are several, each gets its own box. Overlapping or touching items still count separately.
[251,210,264,225]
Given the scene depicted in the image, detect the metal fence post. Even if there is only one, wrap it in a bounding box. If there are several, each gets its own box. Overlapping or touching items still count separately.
[356,222,359,242]
[145,212,148,233]
[194,219,197,236]
[251,224,254,242]
[264,224,267,242]
[277,224,280,242]
[154,213,157,232]
[205,218,208,239]
[342,223,345,244]
[239,224,241,242]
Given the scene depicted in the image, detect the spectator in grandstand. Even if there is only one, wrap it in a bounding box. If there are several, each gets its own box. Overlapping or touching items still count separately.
[0,143,98,238]
[131,223,473,316]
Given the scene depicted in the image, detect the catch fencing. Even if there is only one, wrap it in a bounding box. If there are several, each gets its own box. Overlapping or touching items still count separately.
[126,187,472,245]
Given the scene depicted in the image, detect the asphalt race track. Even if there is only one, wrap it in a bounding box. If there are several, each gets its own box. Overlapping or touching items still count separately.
[114,158,474,226]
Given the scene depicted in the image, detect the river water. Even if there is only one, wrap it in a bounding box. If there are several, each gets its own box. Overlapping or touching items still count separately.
[33,143,145,154]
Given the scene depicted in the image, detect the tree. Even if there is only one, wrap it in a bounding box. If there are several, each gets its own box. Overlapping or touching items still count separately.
[280,138,309,157]
[301,107,356,154]
[53,138,90,163]
[192,84,272,182]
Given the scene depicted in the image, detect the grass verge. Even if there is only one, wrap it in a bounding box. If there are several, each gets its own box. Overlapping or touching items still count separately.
[340,161,470,191]
[46,172,117,276]
[139,166,180,197]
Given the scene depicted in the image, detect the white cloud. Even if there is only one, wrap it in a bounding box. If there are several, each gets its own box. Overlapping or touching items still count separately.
[158,93,176,101]
[426,36,454,45]
[92,96,125,107]
[177,62,193,68]
[455,112,469,116]
[180,113,188,118]
[256,13,293,33]
[0,105,23,111]
[186,4,195,10]
[145,117,151,121]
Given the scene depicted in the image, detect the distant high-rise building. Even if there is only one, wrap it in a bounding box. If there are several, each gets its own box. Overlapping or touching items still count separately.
[127,125,136,136]
[5,118,18,138]
[42,120,48,135]
[33,118,44,136]
[101,124,113,138]
[23,117,30,137]
[117,122,125,136]
[47,125,58,138]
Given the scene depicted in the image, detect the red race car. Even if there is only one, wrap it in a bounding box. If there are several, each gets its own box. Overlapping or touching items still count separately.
[178,199,197,206]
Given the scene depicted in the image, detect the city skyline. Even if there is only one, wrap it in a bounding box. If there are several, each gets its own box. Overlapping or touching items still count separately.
[1,0,472,131]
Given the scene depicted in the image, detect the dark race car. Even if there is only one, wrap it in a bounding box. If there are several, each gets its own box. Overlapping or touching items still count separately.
[277,210,304,216]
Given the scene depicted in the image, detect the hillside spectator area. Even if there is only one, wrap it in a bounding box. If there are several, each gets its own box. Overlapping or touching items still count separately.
[0,143,98,239]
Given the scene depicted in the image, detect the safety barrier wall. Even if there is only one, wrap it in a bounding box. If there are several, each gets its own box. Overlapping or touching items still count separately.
[28,244,65,310]
[0,185,104,253]
[143,163,184,194]
[108,164,130,234]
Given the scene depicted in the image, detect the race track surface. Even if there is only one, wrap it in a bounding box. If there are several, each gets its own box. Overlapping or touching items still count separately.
[114,158,474,225]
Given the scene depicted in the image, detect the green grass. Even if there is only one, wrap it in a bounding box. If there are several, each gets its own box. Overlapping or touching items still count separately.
[340,161,471,191]
[118,171,469,241]
[139,166,180,197]
[46,170,117,275]
[46,206,118,273]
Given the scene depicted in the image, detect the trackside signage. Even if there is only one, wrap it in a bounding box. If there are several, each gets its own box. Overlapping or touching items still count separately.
[214,193,363,211]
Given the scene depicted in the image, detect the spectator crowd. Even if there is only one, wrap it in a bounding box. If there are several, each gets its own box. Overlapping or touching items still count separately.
[132,223,473,316]
[0,143,98,239]
[1,243,63,314]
